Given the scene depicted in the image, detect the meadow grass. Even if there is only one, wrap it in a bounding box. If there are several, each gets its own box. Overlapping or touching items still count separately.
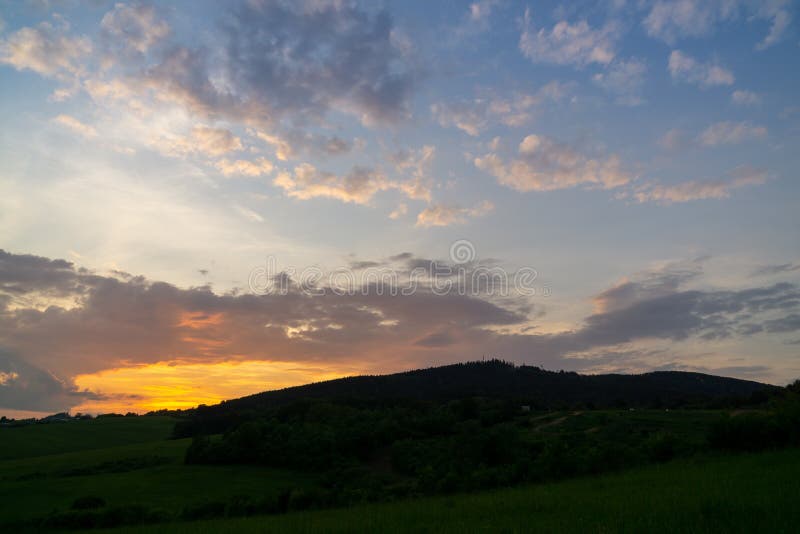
[0,416,176,460]
[0,430,313,525]
[109,448,800,533]
[2,411,797,532]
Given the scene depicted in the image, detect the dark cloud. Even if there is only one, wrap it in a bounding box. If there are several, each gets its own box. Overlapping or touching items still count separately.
[0,249,103,298]
[348,260,383,270]
[414,330,456,348]
[763,314,800,333]
[1,249,799,411]
[136,0,416,129]
[752,262,800,277]
[0,349,99,412]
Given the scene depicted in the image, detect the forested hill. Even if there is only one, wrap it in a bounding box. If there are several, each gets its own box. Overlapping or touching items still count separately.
[183,360,775,416]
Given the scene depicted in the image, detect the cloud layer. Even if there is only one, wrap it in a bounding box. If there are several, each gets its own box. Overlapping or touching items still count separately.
[2,250,799,412]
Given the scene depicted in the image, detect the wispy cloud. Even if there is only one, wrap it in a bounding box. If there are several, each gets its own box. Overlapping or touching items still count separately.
[415,201,494,227]
[632,166,767,204]
[519,9,619,67]
[698,121,767,146]
[475,134,632,192]
[668,50,734,87]
[52,114,97,138]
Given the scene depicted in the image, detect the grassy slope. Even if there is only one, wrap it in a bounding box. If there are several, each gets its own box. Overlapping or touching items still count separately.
[0,416,176,460]
[0,424,313,524]
[114,449,800,533]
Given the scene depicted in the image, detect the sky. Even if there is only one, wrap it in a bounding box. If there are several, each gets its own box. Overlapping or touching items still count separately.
[0,0,799,417]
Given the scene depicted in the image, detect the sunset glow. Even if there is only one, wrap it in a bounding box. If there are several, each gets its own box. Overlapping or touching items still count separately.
[72,360,353,413]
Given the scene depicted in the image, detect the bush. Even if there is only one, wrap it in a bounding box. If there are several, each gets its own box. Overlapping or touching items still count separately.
[70,495,105,510]
[179,501,227,521]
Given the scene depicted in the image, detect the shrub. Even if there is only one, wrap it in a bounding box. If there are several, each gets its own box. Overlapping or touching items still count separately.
[71,495,106,510]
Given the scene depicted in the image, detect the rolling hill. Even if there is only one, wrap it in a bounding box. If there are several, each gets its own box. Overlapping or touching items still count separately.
[177,360,775,423]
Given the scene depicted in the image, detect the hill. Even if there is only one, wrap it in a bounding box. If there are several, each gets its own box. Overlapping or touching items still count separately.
[186,360,774,417]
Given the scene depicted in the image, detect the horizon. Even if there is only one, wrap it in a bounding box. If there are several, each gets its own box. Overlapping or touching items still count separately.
[1,0,799,418]
[0,355,782,420]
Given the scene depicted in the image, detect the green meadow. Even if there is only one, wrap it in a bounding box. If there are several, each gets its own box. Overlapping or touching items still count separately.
[1,410,798,532]
[112,448,800,533]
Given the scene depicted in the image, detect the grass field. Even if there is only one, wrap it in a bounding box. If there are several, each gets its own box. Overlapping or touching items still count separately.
[1,411,798,532]
[0,418,314,527]
[111,449,800,533]
[0,416,176,460]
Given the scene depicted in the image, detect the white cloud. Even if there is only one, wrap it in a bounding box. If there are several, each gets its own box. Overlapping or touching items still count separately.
[755,1,792,50]
[273,164,391,205]
[156,126,243,158]
[215,158,273,177]
[633,166,767,204]
[668,50,733,87]
[519,8,619,67]
[387,145,435,202]
[475,134,633,192]
[698,121,767,146]
[470,0,500,22]
[415,201,494,227]
[0,21,91,78]
[432,82,569,136]
[52,114,97,138]
[731,90,761,106]
[273,154,436,206]
[644,1,790,50]
[644,0,731,43]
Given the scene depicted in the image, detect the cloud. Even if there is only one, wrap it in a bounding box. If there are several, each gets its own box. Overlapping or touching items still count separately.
[234,205,264,223]
[2,249,799,411]
[52,114,97,138]
[100,3,170,55]
[451,0,502,40]
[260,149,435,207]
[519,8,619,67]
[274,164,407,205]
[475,134,633,192]
[432,82,569,135]
[154,0,418,127]
[632,166,767,204]
[0,349,99,412]
[658,128,691,151]
[0,249,527,409]
[668,50,734,87]
[755,0,792,50]
[470,0,500,23]
[389,203,408,220]
[751,263,800,277]
[698,121,767,146]
[593,259,705,313]
[387,145,435,202]
[215,157,274,177]
[592,58,647,106]
[0,20,91,78]
[156,126,243,157]
[644,0,735,43]
[731,90,761,106]
[254,130,356,161]
[643,0,790,50]
[415,201,494,227]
